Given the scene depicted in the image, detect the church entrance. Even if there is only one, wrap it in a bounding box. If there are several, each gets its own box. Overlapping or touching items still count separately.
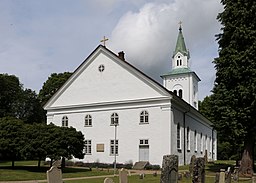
[139,139,149,161]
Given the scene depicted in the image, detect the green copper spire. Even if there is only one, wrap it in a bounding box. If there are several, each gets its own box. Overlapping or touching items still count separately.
[173,25,190,59]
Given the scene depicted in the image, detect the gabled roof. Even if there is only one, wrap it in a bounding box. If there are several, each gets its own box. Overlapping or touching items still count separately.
[44,45,173,109]
[173,26,190,59]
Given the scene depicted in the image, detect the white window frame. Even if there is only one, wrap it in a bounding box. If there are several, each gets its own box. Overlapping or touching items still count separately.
[177,123,181,150]
[140,111,149,124]
[200,133,203,153]
[194,130,197,152]
[85,140,92,155]
[187,127,190,151]
[110,113,119,126]
[62,116,68,127]
[85,114,92,127]
[110,139,118,156]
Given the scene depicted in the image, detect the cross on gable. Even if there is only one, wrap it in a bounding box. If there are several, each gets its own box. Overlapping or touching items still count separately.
[100,36,109,47]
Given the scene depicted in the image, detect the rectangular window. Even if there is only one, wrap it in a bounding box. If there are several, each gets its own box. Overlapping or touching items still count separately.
[200,133,203,153]
[187,127,190,151]
[177,124,181,150]
[194,131,197,152]
[85,140,92,155]
[110,140,118,155]
[140,139,149,145]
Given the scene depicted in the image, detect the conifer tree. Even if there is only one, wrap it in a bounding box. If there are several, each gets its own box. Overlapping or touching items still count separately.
[213,0,256,175]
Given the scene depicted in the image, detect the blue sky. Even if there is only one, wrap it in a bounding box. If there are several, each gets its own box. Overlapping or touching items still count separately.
[0,0,223,100]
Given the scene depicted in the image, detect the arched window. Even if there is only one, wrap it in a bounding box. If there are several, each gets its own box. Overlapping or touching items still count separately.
[62,116,68,127]
[187,127,190,151]
[180,59,182,66]
[178,89,183,98]
[177,60,179,66]
[194,130,197,152]
[111,113,119,125]
[140,111,149,124]
[177,123,181,149]
[173,90,177,95]
[85,115,92,126]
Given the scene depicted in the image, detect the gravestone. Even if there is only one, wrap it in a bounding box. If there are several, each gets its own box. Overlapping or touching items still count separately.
[192,157,205,183]
[160,155,178,183]
[233,167,239,182]
[204,150,208,163]
[119,168,128,183]
[189,155,196,174]
[104,178,114,183]
[219,169,225,183]
[226,167,231,183]
[46,161,62,183]
[252,173,256,183]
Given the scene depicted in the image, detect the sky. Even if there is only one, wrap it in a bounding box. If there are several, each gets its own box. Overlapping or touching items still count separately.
[0,0,223,100]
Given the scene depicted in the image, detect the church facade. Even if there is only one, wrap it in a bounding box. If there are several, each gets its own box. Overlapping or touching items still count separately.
[44,27,217,166]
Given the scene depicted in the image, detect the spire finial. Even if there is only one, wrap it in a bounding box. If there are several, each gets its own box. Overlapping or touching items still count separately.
[178,21,182,31]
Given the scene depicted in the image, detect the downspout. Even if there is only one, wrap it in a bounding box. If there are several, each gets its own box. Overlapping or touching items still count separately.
[183,107,190,165]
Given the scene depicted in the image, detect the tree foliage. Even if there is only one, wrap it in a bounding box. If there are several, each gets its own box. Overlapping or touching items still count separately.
[211,0,256,175]
[38,72,72,106]
[0,74,45,124]
[0,117,85,168]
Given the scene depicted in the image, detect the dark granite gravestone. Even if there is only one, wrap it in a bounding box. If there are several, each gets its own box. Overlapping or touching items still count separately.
[160,155,178,183]
[192,157,205,183]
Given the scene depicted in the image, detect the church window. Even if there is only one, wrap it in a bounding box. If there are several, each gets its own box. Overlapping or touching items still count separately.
[194,130,197,152]
[180,59,182,66]
[200,133,203,153]
[205,135,208,151]
[178,89,183,98]
[85,115,92,126]
[173,90,177,95]
[187,127,190,151]
[85,140,92,154]
[111,113,119,125]
[98,64,105,72]
[140,139,149,145]
[177,60,179,66]
[178,56,180,58]
[140,111,149,124]
[62,116,68,127]
[110,140,118,155]
[177,123,181,150]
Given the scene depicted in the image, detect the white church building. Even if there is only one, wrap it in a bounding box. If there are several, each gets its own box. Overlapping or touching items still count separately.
[44,26,217,166]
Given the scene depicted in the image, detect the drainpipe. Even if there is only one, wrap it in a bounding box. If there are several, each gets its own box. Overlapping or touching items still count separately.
[183,107,190,165]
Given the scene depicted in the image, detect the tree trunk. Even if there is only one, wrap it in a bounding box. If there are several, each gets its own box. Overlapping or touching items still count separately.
[11,160,15,168]
[61,157,65,170]
[239,135,254,177]
[38,157,41,168]
[50,159,53,167]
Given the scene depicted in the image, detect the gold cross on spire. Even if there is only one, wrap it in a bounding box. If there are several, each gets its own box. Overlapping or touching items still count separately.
[100,36,109,47]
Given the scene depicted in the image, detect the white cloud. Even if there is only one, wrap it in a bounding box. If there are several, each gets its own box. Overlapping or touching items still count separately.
[109,0,223,99]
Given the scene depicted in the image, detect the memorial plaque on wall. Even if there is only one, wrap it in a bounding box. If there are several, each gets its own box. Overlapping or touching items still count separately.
[97,144,104,152]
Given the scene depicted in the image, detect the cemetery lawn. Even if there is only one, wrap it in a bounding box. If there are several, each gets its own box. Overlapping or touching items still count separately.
[0,160,252,182]
[0,161,113,181]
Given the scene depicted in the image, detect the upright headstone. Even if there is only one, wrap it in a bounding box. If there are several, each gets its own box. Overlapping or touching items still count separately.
[119,168,128,183]
[46,161,62,183]
[233,167,239,182]
[160,155,178,183]
[252,173,256,183]
[104,178,114,183]
[219,169,225,183]
[192,157,205,183]
[189,155,196,174]
[204,150,208,163]
[226,167,231,183]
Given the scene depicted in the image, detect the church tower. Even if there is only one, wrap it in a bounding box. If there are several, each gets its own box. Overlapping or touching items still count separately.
[161,25,200,109]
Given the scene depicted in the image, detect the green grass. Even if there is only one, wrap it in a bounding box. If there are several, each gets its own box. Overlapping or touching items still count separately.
[0,160,253,182]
